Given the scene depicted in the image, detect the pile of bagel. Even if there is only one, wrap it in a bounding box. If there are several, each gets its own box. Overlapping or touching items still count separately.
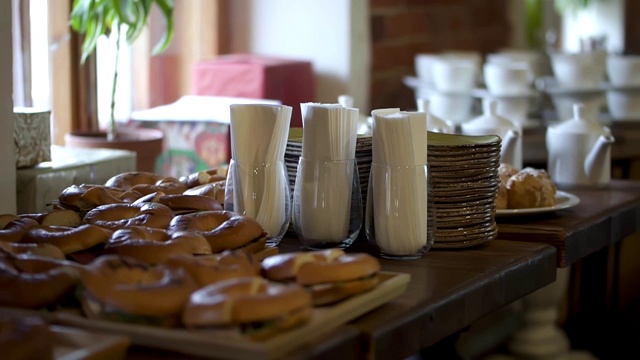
[0,169,382,340]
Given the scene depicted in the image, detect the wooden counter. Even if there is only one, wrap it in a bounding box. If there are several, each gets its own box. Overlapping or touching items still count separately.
[346,240,556,360]
[496,179,640,267]
[126,239,556,360]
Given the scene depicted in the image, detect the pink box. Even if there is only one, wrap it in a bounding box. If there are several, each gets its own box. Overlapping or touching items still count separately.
[192,54,315,128]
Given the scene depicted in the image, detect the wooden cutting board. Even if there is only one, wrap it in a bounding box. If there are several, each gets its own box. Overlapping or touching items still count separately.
[47,271,410,360]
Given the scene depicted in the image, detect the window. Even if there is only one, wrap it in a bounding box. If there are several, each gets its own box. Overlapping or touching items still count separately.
[11,0,227,145]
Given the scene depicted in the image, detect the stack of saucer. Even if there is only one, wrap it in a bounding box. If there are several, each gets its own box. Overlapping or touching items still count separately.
[427,132,501,248]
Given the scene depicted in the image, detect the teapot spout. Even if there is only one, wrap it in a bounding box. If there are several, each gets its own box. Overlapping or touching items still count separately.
[500,129,520,167]
[584,133,615,183]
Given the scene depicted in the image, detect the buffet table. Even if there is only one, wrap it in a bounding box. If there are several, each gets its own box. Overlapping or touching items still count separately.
[496,179,640,267]
[495,179,640,359]
[121,180,640,359]
[126,239,556,360]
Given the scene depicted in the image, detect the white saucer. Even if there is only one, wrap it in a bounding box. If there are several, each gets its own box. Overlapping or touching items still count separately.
[535,76,605,96]
[403,76,474,96]
[471,88,539,100]
[600,82,640,92]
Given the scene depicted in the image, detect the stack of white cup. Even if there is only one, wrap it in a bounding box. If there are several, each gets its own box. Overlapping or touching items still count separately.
[605,55,640,121]
[544,50,607,121]
[413,51,481,125]
[482,53,538,127]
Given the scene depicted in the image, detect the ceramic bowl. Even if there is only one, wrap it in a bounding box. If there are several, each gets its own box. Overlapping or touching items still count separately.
[607,89,640,120]
[427,92,474,124]
[431,58,478,94]
[483,62,532,96]
[550,91,605,121]
[549,51,606,90]
[606,55,640,87]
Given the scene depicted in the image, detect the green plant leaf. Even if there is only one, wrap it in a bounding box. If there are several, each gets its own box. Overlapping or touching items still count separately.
[125,0,149,43]
[152,0,174,55]
[80,11,105,63]
[111,0,135,25]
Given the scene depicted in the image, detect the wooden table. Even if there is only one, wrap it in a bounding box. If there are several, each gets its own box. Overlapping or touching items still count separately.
[496,179,640,267]
[345,240,556,360]
[495,179,640,359]
[127,180,640,359]
[126,239,556,360]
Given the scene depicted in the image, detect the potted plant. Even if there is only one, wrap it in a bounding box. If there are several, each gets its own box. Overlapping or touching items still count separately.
[64,0,175,172]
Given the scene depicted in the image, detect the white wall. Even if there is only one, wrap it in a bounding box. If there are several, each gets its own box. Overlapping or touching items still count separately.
[228,0,370,113]
[1,0,16,214]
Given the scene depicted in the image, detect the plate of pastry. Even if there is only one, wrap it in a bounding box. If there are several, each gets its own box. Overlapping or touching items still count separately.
[495,190,580,217]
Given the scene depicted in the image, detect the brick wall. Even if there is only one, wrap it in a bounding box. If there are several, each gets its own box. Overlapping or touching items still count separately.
[369,0,512,112]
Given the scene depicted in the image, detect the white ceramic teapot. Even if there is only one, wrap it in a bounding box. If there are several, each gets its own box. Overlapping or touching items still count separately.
[546,103,615,188]
[416,98,455,134]
[461,99,523,169]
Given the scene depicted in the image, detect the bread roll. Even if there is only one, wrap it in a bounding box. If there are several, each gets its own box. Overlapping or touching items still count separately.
[506,167,556,209]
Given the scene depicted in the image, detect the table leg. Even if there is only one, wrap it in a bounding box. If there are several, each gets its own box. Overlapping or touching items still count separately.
[503,267,596,360]
[507,267,571,358]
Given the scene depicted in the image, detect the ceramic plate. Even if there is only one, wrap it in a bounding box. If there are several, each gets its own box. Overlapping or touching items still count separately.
[495,190,580,217]
[427,132,502,148]
[471,87,540,100]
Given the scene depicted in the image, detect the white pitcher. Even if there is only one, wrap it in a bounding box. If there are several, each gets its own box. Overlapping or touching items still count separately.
[461,99,523,169]
[546,103,615,188]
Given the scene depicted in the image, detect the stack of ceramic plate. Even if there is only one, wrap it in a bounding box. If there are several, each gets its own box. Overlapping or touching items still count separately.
[427,132,501,249]
[284,129,373,234]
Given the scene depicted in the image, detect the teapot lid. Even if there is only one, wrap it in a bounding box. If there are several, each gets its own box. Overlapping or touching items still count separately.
[462,99,520,131]
[550,103,609,135]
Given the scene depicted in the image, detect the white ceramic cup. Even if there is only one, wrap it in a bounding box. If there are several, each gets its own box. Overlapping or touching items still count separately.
[606,89,640,120]
[550,51,606,90]
[495,97,530,125]
[606,55,640,87]
[483,62,532,96]
[414,54,441,86]
[487,49,543,79]
[550,92,605,121]
[430,58,478,94]
[427,92,474,124]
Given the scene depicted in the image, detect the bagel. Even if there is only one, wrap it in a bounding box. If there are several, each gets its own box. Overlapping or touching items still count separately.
[57,184,125,211]
[182,276,312,339]
[135,192,222,213]
[0,241,65,260]
[83,202,174,231]
[103,226,212,264]
[104,171,165,190]
[0,253,81,309]
[157,194,223,213]
[21,224,112,255]
[19,209,82,227]
[79,254,198,327]
[183,181,226,205]
[168,211,266,253]
[165,250,259,287]
[179,170,226,188]
[129,177,188,196]
[261,249,381,305]
[0,217,39,242]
